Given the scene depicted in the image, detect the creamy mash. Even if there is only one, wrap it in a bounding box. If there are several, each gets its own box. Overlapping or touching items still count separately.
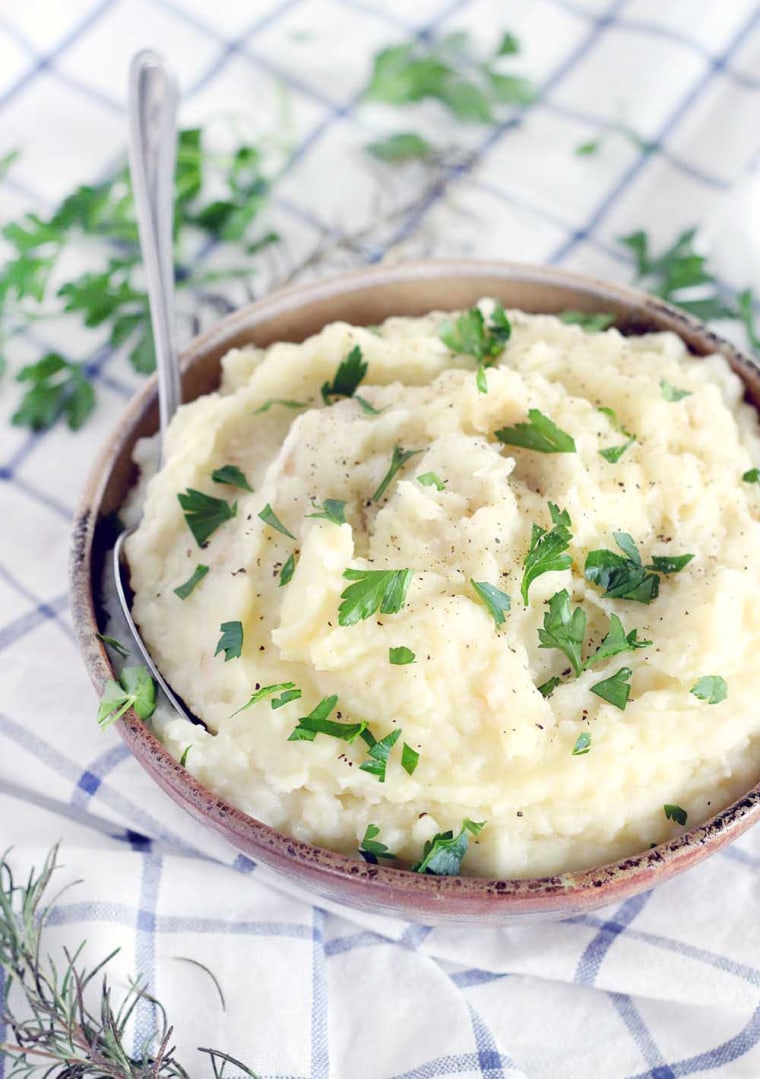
[125,304,760,878]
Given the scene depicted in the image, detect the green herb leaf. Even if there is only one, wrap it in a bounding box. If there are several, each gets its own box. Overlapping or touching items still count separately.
[521,504,573,605]
[439,303,512,365]
[738,289,760,353]
[664,803,688,826]
[470,579,512,629]
[584,533,660,604]
[307,498,347,525]
[254,398,307,414]
[365,132,434,162]
[389,645,416,665]
[599,437,636,464]
[339,568,413,626]
[647,553,694,575]
[178,489,237,547]
[412,818,485,875]
[13,354,96,432]
[537,675,562,698]
[690,675,727,705]
[355,394,389,416]
[95,632,130,658]
[742,468,760,483]
[660,379,692,402]
[258,502,296,540]
[590,666,632,710]
[288,695,368,743]
[359,823,396,863]
[572,731,591,756]
[559,310,616,331]
[495,408,576,454]
[179,745,191,767]
[321,345,367,404]
[279,552,296,586]
[232,681,301,716]
[215,621,244,662]
[417,471,445,490]
[401,742,420,775]
[372,445,423,501]
[360,728,402,782]
[173,563,209,600]
[97,666,156,729]
[211,465,253,491]
[584,614,651,669]
[537,590,586,677]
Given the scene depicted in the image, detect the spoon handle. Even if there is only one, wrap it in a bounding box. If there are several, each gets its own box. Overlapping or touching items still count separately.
[127,50,181,448]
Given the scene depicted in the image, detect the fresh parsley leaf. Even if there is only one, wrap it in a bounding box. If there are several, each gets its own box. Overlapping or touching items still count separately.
[521,504,573,605]
[647,553,694,575]
[372,445,423,501]
[178,489,237,547]
[470,580,511,629]
[339,568,413,626]
[389,646,416,665]
[584,614,651,669]
[307,499,347,525]
[215,621,244,662]
[95,632,130,658]
[559,311,616,332]
[690,675,727,705]
[321,345,367,404]
[253,398,307,414]
[439,304,511,381]
[232,682,301,715]
[359,823,396,863]
[599,438,635,464]
[590,666,632,710]
[173,563,209,600]
[360,728,402,782]
[412,818,485,876]
[495,409,576,453]
[97,666,156,729]
[660,379,692,402]
[537,675,562,698]
[417,471,445,490]
[179,745,191,767]
[664,804,687,826]
[575,139,601,156]
[355,394,389,416]
[401,742,420,775]
[211,465,253,491]
[13,353,95,432]
[572,731,591,756]
[365,132,434,162]
[279,552,296,586]
[742,468,760,483]
[584,533,659,604]
[258,503,296,540]
[537,590,586,677]
[738,289,760,353]
[288,695,368,743]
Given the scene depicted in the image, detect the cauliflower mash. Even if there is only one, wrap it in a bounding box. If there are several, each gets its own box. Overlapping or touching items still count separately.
[125,304,760,878]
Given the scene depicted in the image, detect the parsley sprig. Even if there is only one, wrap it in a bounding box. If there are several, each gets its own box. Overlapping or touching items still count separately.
[372,445,423,502]
[339,568,414,626]
[178,489,237,547]
[11,353,95,431]
[97,667,156,729]
[321,345,367,404]
[439,303,511,392]
[359,824,397,863]
[538,592,650,684]
[496,409,576,454]
[215,621,244,661]
[521,503,572,605]
[412,818,485,876]
[585,532,693,604]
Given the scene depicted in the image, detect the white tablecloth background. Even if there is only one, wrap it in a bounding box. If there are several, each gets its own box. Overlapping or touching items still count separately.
[3,1,760,1076]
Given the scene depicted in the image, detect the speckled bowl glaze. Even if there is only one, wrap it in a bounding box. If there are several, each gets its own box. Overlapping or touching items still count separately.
[70,260,760,925]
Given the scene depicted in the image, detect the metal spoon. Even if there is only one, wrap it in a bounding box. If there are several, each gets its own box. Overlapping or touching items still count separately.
[112,51,196,723]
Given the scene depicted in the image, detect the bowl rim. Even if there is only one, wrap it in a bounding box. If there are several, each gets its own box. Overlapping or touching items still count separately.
[70,257,760,919]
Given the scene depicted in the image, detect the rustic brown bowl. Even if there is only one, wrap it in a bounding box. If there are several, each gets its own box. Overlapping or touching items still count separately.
[70,260,760,924]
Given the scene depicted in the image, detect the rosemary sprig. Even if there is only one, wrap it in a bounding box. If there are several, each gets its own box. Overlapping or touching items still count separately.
[0,845,258,1077]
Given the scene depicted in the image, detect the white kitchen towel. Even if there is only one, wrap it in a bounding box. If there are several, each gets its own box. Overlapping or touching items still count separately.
[3,1,760,1076]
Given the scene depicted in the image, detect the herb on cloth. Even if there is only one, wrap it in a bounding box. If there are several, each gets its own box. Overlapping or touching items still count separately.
[359,824,397,863]
[173,563,209,600]
[97,666,156,729]
[11,352,95,431]
[412,819,485,876]
[470,580,512,629]
[495,409,576,453]
[366,132,435,163]
[178,489,237,547]
[521,503,573,605]
[372,445,423,501]
[339,568,414,626]
[215,621,244,661]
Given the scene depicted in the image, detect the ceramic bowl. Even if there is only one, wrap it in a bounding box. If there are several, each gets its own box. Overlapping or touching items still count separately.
[70,260,760,925]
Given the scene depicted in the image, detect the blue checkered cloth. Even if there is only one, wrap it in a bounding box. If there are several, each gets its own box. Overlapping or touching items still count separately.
[3,1,760,1075]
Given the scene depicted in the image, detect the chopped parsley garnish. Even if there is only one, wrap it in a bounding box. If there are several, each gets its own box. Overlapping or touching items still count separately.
[359,823,397,863]
[537,675,561,698]
[339,568,413,626]
[96,632,130,658]
[389,646,416,665]
[470,580,511,629]
[664,804,687,826]
[417,471,445,490]
[660,379,692,402]
[355,395,389,416]
[173,563,209,600]
[307,499,347,525]
[537,589,586,676]
[559,311,616,332]
[359,729,402,782]
[215,621,244,662]
[598,405,636,464]
[401,743,420,775]
[521,503,572,605]
[179,745,191,767]
[572,731,591,756]
[253,398,306,414]
[585,614,651,668]
[279,552,296,586]
[690,675,727,705]
[590,666,632,710]
[372,445,423,502]
[258,503,296,540]
[366,132,434,163]
[211,464,253,491]
[321,345,367,404]
[232,682,301,716]
[412,819,485,876]
[495,408,576,453]
[742,468,760,483]
[439,303,511,393]
[97,666,156,729]
[178,489,237,547]
[648,553,695,575]
[288,695,366,743]
[585,532,693,603]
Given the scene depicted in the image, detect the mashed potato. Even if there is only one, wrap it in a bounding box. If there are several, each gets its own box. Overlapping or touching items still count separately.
[125,303,760,878]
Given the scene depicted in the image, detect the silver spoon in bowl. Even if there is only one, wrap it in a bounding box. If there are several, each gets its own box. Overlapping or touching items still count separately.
[112,51,196,723]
